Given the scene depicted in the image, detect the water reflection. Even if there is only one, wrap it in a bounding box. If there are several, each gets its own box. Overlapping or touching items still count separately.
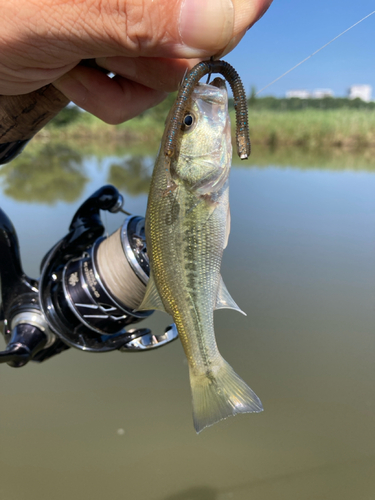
[0,143,87,204]
[162,487,216,500]
[108,155,152,195]
[2,141,375,207]
[157,457,375,499]
[1,141,374,500]
[152,456,375,500]
[233,145,375,171]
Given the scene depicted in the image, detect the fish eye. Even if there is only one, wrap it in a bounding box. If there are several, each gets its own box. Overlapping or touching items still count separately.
[181,113,195,131]
[184,114,193,126]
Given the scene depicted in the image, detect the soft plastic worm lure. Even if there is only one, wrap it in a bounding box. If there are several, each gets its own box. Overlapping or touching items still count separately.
[164,60,251,161]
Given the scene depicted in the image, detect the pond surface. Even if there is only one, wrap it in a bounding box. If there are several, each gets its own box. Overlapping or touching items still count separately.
[0,143,374,500]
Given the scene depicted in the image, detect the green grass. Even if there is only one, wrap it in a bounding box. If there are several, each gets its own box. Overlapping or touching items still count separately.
[41,102,375,153]
[237,108,375,148]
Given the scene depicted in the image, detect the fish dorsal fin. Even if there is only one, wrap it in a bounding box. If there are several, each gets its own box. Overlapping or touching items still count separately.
[215,276,246,316]
[137,273,167,312]
[223,205,231,249]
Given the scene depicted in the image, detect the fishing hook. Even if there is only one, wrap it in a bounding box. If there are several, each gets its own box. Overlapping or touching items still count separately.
[205,56,214,84]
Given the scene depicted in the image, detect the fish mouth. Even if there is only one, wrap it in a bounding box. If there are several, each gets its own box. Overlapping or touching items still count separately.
[210,77,226,89]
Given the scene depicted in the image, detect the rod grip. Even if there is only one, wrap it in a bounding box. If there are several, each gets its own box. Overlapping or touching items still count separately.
[0,84,69,164]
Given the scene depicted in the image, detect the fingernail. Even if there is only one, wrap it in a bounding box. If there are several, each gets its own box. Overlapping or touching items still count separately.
[179,0,234,52]
[53,73,88,105]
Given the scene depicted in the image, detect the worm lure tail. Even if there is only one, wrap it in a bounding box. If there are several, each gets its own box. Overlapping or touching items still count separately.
[164,60,251,161]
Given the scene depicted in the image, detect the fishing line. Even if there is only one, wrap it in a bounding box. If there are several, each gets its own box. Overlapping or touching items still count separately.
[120,207,132,216]
[103,210,109,238]
[256,10,375,96]
[96,228,146,309]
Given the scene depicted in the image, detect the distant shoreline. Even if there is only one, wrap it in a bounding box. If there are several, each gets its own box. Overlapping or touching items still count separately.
[39,104,375,151]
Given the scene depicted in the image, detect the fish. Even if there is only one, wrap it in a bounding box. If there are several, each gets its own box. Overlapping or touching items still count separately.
[139,77,263,433]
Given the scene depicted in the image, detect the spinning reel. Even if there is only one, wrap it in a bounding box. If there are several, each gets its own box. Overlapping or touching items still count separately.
[0,184,178,368]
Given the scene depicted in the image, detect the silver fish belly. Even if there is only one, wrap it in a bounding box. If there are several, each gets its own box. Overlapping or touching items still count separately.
[139,79,263,433]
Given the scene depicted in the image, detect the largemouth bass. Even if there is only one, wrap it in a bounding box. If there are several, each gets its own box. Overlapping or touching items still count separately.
[139,78,263,433]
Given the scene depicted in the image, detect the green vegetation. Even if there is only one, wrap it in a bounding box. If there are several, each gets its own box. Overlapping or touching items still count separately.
[233,93,375,111]
[39,93,375,152]
[48,105,82,127]
[0,143,88,204]
[44,93,176,152]
[5,94,375,206]
[243,108,375,148]
[108,156,153,195]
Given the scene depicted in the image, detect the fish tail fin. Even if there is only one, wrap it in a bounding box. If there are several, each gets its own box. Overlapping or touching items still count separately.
[189,357,263,434]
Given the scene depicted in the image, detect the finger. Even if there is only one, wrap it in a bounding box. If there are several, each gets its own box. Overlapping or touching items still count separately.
[4,0,235,61]
[216,30,247,59]
[0,0,273,96]
[217,0,274,57]
[0,61,80,95]
[233,0,273,32]
[95,57,201,93]
[53,66,167,124]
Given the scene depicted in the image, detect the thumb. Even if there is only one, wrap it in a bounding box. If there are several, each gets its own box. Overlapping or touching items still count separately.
[177,0,235,57]
[71,0,238,59]
[45,0,254,59]
[86,0,267,58]
[65,0,269,59]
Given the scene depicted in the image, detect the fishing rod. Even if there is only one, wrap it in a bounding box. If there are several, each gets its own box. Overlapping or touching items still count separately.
[0,59,108,164]
[0,85,69,164]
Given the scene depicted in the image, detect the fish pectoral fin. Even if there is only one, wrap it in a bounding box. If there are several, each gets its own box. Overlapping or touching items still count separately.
[215,276,246,316]
[137,273,167,313]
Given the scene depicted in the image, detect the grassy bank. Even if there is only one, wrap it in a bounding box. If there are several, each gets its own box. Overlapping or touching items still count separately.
[246,108,375,149]
[41,103,375,152]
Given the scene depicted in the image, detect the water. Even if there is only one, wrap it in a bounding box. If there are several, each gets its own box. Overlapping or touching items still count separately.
[0,143,374,500]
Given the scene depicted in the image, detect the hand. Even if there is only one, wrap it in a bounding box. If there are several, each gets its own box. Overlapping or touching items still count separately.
[0,0,272,123]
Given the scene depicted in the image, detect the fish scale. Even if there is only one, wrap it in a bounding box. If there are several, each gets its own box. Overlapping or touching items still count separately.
[151,187,222,366]
[139,80,263,433]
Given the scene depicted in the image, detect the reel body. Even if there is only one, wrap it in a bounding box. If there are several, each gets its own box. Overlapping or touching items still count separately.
[0,185,178,367]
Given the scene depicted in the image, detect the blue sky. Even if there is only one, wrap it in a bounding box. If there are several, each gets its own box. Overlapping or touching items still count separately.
[225,0,375,97]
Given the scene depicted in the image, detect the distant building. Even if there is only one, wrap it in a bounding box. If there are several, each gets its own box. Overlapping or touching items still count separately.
[348,85,372,102]
[286,88,335,99]
[312,89,334,99]
[286,89,311,99]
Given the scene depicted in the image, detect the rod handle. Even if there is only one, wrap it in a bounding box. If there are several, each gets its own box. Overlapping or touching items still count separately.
[0,84,69,164]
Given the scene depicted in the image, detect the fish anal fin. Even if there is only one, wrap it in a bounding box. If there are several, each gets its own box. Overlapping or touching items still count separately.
[137,273,167,312]
[215,276,246,316]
